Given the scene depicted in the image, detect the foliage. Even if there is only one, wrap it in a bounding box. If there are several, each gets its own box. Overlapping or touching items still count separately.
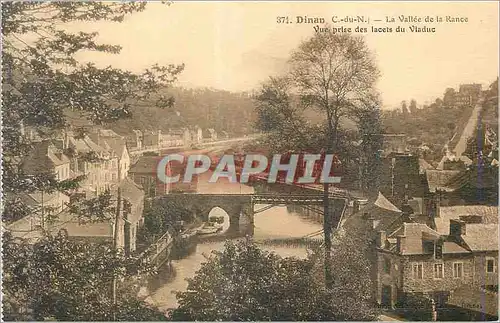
[137,196,197,246]
[1,2,180,320]
[2,232,167,321]
[66,86,258,138]
[254,32,382,192]
[401,100,409,116]
[169,238,378,321]
[2,1,183,221]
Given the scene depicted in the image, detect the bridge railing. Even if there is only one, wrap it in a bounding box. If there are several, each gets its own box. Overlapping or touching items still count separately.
[138,231,173,268]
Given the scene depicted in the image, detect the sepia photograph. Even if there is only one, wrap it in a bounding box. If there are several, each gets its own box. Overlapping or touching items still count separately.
[1,1,499,321]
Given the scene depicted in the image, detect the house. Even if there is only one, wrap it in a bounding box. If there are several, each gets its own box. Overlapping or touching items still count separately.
[103,137,130,181]
[191,126,203,144]
[143,130,161,148]
[425,166,498,208]
[379,153,426,207]
[128,155,199,196]
[128,156,168,196]
[63,133,120,195]
[170,128,192,147]
[160,133,184,148]
[202,128,217,142]
[126,130,143,151]
[18,140,71,217]
[342,192,498,320]
[208,128,217,141]
[455,84,482,108]
[381,134,407,157]
[374,212,498,320]
[49,178,145,255]
[87,129,131,181]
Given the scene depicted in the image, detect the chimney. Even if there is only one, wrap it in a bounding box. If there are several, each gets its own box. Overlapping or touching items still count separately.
[396,235,406,254]
[435,193,441,217]
[377,231,387,248]
[450,219,466,237]
[63,131,69,150]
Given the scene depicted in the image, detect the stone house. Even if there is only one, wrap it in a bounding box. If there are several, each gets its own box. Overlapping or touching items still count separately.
[374,203,498,318]
[128,156,171,196]
[64,134,119,195]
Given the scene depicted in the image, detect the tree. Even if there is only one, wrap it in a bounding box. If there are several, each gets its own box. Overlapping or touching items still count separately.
[401,100,409,116]
[2,2,183,213]
[443,88,456,107]
[255,31,380,287]
[2,2,182,319]
[2,232,168,321]
[169,238,378,321]
[409,99,417,114]
[137,196,198,247]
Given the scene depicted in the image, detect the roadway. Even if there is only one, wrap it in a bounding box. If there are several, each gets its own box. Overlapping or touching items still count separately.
[129,134,261,156]
[452,97,484,157]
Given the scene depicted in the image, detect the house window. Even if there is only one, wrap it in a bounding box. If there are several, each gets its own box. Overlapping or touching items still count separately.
[486,258,497,273]
[434,263,444,279]
[112,173,117,181]
[384,257,391,274]
[412,263,423,279]
[453,262,464,278]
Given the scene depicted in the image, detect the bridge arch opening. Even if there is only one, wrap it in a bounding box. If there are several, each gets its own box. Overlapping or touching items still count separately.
[207,207,231,234]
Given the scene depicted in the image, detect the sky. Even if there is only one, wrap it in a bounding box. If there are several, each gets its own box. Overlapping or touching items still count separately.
[75,1,499,109]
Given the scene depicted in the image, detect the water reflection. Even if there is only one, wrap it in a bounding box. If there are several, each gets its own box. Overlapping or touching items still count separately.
[148,205,323,311]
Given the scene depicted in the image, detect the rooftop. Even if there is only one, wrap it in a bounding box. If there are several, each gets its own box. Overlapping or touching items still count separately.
[425,169,461,192]
[461,224,499,251]
[435,205,498,234]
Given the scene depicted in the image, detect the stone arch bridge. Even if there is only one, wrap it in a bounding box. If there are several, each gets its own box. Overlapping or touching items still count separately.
[159,193,348,236]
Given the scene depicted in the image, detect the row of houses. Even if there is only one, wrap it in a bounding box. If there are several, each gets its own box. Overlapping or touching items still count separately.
[356,130,498,319]
[7,129,145,255]
[126,126,228,151]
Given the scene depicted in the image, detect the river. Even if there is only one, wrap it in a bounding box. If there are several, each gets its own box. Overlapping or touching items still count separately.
[146,204,323,311]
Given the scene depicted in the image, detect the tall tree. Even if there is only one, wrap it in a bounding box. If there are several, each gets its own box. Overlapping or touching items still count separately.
[401,100,409,116]
[409,99,417,114]
[443,87,456,107]
[256,32,380,287]
[2,2,182,319]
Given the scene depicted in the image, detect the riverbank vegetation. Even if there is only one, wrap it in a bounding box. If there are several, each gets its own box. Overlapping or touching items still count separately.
[169,234,379,321]
[136,197,198,250]
[2,232,168,321]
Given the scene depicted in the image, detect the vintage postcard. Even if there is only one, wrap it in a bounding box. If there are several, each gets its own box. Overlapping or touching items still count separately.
[1,1,499,321]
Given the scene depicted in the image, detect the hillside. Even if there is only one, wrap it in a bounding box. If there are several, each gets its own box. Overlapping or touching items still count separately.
[65,87,257,137]
[382,103,476,163]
